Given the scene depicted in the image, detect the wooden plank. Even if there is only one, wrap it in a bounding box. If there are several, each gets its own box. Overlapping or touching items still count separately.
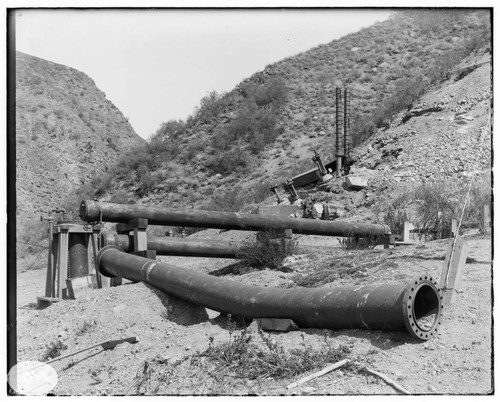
[53,224,98,234]
[439,236,470,307]
[57,230,69,299]
[133,228,148,251]
[403,222,414,242]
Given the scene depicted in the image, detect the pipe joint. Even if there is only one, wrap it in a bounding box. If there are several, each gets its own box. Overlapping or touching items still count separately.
[96,245,123,278]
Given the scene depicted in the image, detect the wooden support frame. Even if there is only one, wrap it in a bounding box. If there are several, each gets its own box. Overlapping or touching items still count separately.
[49,223,104,298]
[117,218,155,262]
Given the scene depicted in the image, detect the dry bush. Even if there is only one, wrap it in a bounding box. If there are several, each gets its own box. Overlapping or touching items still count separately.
[192,328,351,380]
[236,231,298,270]
[381,179,492,238]
[42,340,68,362]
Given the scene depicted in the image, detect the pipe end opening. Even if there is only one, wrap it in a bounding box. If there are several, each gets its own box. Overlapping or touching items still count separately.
[404,278,442,341]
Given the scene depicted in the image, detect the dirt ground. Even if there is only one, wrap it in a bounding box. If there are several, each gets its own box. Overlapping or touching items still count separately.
[15,231,493,396]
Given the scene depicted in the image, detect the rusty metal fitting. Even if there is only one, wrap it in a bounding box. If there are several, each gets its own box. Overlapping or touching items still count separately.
[312,150,327,175]
[283,179,299,201]
[270,184,283,203]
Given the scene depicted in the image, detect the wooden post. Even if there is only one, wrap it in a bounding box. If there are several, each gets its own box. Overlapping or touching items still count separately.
[451,219,458,238]
[439,235,470,307]
[483,204,491,234]
[403,222,414,242]
[57,227,70,299]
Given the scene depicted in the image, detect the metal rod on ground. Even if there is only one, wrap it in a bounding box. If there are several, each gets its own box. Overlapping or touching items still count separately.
[96,246,442,340]
[17,337,139,375]
[102,233,340,258]
[80,200,391,238]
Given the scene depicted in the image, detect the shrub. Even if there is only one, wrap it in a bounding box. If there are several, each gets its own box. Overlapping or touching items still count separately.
[380,179,491,239]
[193,91,231,124]
[60,182,99,220]
[247,78,288,108]
[340,235,379,250]
[206,148,250,175]
[151,119,187,141]
[192,327,351,380]
[109,189,135,204]
[208,186,248,212]
[236,231,298,270]
[42,340,67,361]
[226,103,282,154]
[136,170,157,197]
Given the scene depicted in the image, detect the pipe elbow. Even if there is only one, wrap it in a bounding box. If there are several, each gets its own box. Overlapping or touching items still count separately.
[96,245,123,278]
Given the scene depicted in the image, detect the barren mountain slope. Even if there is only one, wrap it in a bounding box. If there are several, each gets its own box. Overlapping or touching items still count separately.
[99,9,491,214]
[15,51,145,225]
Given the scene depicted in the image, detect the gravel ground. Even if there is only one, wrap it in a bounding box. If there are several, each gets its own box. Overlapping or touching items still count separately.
[15,232,493,396]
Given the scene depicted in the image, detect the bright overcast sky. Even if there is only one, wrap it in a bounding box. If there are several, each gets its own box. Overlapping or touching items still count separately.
[15,8,392,139]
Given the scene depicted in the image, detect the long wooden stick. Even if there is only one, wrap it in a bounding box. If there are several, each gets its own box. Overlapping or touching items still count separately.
[362,366,410,395]
[286,359,349,389]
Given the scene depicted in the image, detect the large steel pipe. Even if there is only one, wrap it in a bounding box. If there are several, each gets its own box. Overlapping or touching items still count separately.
[80,200,390,237]
[103,233,242,258]
[97,246,442,340]
[103,233,340,258]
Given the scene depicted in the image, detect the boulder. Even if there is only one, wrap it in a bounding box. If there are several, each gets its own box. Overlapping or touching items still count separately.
[346,176,368,190]
[311,203,324,219]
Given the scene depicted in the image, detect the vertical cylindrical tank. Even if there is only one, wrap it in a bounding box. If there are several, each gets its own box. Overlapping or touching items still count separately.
[68,231,89,278]
[344,87,351,158]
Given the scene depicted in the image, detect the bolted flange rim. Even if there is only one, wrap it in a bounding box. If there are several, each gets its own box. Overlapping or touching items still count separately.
[402,276,443,341]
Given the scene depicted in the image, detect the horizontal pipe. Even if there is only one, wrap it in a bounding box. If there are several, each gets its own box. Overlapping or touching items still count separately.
[103,233,241,258]
[102,233,339,258]
[97,246,442,340]
[80,200,391,237]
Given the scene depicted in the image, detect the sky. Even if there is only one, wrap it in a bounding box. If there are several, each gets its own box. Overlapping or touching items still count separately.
[15,8,393,139]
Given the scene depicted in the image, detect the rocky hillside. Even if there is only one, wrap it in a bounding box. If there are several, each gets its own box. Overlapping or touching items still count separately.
[16,51,145,225]
[93,9,491,218]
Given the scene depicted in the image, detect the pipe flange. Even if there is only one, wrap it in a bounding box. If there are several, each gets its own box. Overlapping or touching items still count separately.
[403,276,443,341]
[96,245,123,278]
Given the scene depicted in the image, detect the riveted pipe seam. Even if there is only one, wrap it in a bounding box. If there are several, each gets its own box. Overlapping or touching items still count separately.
[96,246,442,340]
